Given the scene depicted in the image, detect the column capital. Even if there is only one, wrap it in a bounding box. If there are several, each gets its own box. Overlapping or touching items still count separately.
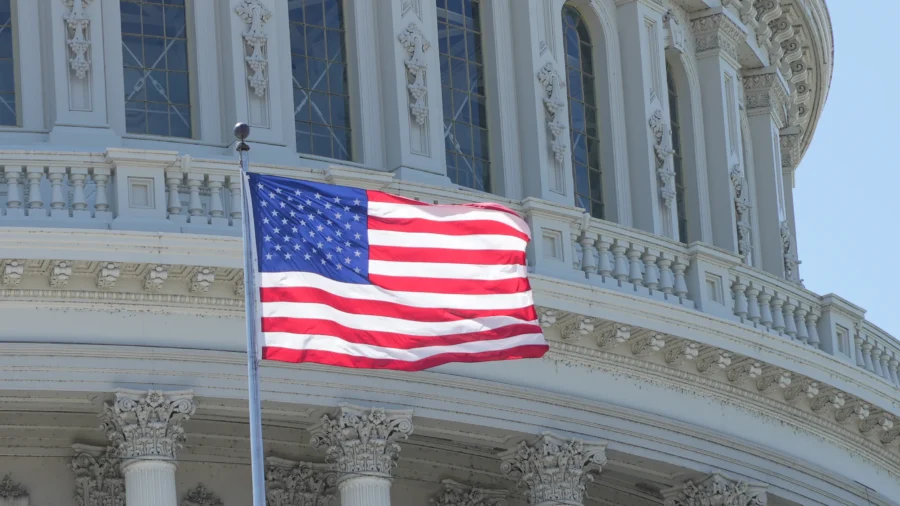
[499,432,607,506]
[661,473,768,506]
[431,479,508,506]
[742,68,790,127]
[689,9,748,66]
[100,389,196,461]
[265,457,336,505]
[71,444,126,506]
[309,405,414,480]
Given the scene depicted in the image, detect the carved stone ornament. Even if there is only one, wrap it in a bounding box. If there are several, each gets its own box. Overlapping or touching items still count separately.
[190,267,216,293]
[689,12,747,63]
[649,109,676,206]
[1,260,23,286]
[662,473,767,506]
[182,484,223,506]
[235,0,272,98]
[100,389,197,461]
[97,262,120,289]
[741,72,789,127]
[0,475,28,506]
[144,264,169,291]
[499,432,607,506]
[779,221,800,283]
[309,405,414,479]
[398,23,431,126]
[265,457,336,506]
[729,165,752,262]
[537,62,568,164]
[779,132,801,169]
[663,10,686,52]
[72,445,125,506]
[63,0,93,79]
[431,479,508,506]
[51,260,73,287]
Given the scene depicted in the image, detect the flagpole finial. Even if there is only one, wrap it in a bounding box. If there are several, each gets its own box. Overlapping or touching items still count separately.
[234,122,251,152]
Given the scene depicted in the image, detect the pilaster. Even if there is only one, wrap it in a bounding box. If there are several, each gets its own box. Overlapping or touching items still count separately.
[661,473,768,505]
[499,432,607,506]
[690,8,747,255]
[615,0,671,237]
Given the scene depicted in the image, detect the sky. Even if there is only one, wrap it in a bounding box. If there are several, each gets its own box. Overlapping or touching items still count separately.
[794,0,900,337]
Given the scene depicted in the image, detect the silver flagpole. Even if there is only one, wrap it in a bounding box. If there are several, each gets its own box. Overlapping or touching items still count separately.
[235,122,267,506]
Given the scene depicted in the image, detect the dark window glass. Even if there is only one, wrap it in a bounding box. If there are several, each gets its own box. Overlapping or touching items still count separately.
[562,6,603,219]
[290,0,352,161]
[667,61,688,243]
[121,0,192,138]
[0,0,16,126]
[437,0,490,192]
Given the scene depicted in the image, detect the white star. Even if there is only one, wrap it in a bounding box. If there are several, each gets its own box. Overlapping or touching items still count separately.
[354,233,361,240]
[345,223,351,230]
[321,259,326,265]
[314,193,322,199]
[285,253,291,259]
[354,250,361,257]
[264,235,272,242]
[273,227,280,234]
[263,217,270,224]
[283,235,290,242]
[269,192,275,198]
[300,220,307,227]
[324,202,332,210]
[306,199,312,205]
[266,253,273,260]
[354,199,361,206]
[273,211,279,217]
[336,264,343,271]
[297,203,305,210]
[317,241,324,249]
[326,237,333,243]
[274,244,282,251]
[317,224,324,232]
[308,231,315,238]
[335,212,342,219]
[334,196,341,203]
[279,202,286,208]
[326,220,333,226]
[317,209,323,215]
[308,214,315,221]
[336,230,343,238]
[292,226,298,233]
[326,253,333,260]
[353,214,361,222]
[257,183,263,189]
[343,206,350,212]
[294,244,301,251]
[336,246,343,253]
[294,189,301,196]
[281,219,288,225]
[289,211,296,217]
[344,241,351,247]
[354,267,361,274]
[304,253,312,260]
[261,201,268,207]
[275,188,282,194]
[344,257,351,264]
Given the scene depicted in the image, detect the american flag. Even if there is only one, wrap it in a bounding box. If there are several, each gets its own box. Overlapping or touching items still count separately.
[247,173,548,371]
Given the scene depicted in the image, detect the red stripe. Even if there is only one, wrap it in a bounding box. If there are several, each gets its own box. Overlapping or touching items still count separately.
[368,215,530,242]
[368,274,530,295]
[260,287,537,321]
[262,317,542,348]
[369,245,526,265]
[366,190,524,219]
[261,344,549,371]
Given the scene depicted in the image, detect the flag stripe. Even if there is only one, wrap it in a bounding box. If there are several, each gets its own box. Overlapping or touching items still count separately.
[369,260,527,280]
[367,200,529,232]
[368,229,528,251]
[368,215,530,242]
[368,274,530,295]
[262,317,542,348]
[368,246,526,265]
[259,287,539,321]
[367,191,527,221]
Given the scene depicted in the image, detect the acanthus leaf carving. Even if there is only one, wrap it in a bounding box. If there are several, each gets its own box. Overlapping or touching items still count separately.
[431,479,508,506]
[72,445,125,506]
[499,432,607,506]
[597,325,630,348]
[265,457,336,506]
[649,109,676,206]
[662,473,767,506]
[537,62,568,164]
[181,484,223,506]
[100,389,196,461]
[730,165,753,262]
[398,23,431,126]
[0,475,28,501]
[63,0,93,80]
[235,0,272,98]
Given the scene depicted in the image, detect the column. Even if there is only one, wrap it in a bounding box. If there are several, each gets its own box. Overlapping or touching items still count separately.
[499,432,607,506]
[690,9,748,255]
[743,67,790,278]
[616,0,671,237]
[100,389,197,506]
[661,473,768,505]
[310,405,414,506]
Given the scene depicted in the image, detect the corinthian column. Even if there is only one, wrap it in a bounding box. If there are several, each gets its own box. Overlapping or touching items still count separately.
[661,473,768,506]
[309,405,414,506]
[100,389,196,506]
[499,432,607,506]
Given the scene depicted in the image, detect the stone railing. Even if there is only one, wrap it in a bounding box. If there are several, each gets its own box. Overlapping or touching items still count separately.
[0,149,897,388]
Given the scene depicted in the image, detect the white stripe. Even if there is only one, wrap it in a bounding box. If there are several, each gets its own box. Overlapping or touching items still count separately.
[368,260,527,280]
[262,302,533,335]
[369,230,527,251]
[260,271,534,310]
[262,332,547,361]
[368,201,530,235]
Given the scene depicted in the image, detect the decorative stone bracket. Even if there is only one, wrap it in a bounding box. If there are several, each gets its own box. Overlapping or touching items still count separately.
[649,108,676,207]
[398,23,431,126]
[236,0,272,98]
[537,62,568,165]
[63,0,93,80]
[100,389,197,461]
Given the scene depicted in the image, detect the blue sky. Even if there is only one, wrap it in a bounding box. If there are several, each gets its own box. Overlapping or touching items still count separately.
[794,0,900,336]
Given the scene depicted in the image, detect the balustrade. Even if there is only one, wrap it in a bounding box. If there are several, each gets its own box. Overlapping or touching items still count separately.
[0,164,112,224]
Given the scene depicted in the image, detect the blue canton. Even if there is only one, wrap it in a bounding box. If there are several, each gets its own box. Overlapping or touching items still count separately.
[248,173,370,284]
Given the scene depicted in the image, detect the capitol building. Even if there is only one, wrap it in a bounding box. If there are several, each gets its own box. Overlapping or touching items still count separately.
[0,0,895,505]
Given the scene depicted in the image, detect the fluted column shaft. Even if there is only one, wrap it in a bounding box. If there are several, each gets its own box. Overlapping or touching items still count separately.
[338,475,392,506]
[122,460,177,506]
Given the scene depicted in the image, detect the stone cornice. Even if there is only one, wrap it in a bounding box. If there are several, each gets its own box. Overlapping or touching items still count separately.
[689,8,747,66]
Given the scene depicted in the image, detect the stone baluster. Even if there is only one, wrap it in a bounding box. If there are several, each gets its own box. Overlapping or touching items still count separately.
[642,248,659,291]
[854,332,866,367]
[731,279,748,320]
[758,290,773,330]
[657,253,674,296]
[500,433,607,506]
[794,305,809,344]
[782,299,797,339]
[580,232,597,276]
[26,167,45,216]
[873,343,885,378]
[861,338,875,373]
[228,177,242,223]
[186,173,205,222]
[165,170,184,217]
[627,245,643,287]
[596,237,612,279]
[91,168,110,213]
[745,284,761,324]
[770,295,786,334]
[806,311,821,348]
[70,168,89,217]
[672,257,689,300]
[48,165,68,216]
[310,405,413,506]
[889,354,900,387]
[207,175,227,226]
[100,389,196,506]
[879,347,891,382]
[612,241,629,285]
[3,167,23,215]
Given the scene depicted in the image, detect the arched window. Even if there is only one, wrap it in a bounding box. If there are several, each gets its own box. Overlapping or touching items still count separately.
[121,0,193,138]
[289,0,352,161]
[0,0,15,126]
[666,61,688,243]
[437,0,490,192]
[562,6,603,219]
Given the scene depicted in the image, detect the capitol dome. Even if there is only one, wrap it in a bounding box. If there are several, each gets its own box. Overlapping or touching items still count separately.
[0,0,895,505]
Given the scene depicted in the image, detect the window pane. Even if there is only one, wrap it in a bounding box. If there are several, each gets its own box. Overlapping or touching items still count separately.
[438,0,490,192]
[290,0,352,161]
[120,0,192,137]
[0,0,15,126]
[563,5,603,219]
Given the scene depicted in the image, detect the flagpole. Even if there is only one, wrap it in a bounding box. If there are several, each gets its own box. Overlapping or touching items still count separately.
[235,122,267,506]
